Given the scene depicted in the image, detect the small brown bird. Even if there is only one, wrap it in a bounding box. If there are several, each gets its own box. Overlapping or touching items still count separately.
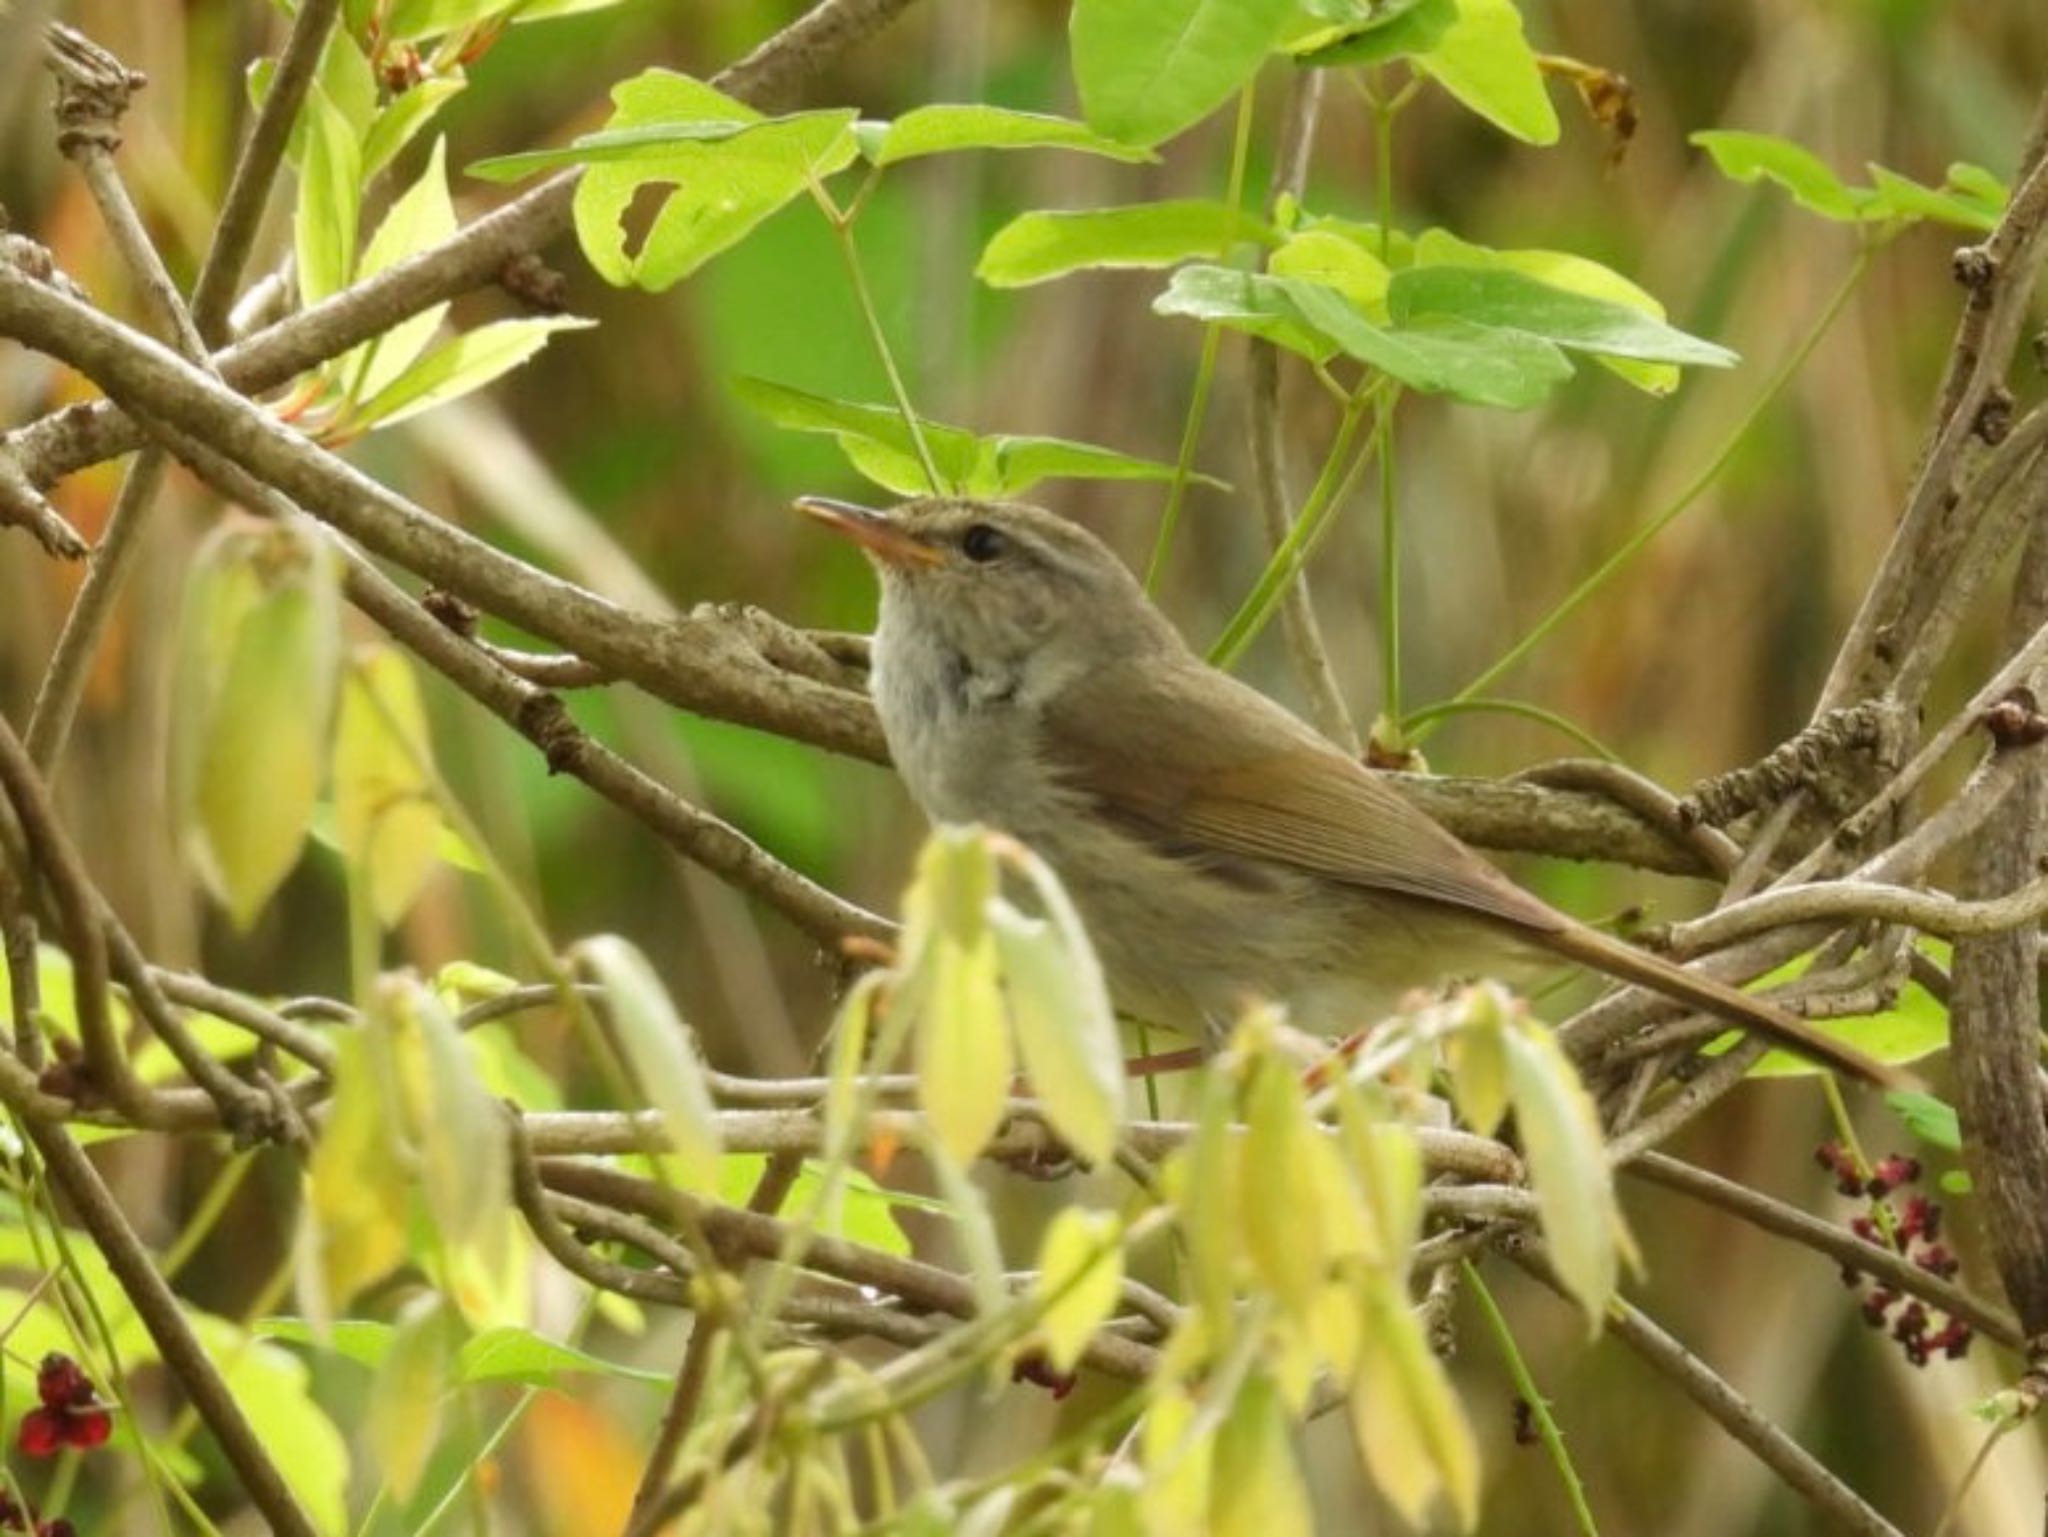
[800,493,1900,1088]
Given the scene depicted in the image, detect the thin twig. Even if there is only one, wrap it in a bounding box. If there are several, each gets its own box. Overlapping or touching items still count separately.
[1513,1246,1906,1537]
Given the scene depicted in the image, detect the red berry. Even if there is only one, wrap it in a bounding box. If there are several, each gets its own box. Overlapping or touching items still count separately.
[17,1408,64,1459]
[33,1355,91,1411]
[63,1410,110,1451]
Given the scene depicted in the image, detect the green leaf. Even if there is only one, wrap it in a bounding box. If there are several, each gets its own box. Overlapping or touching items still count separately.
[561,70,858,291]
[1947,161,2009,211]
[455,1324,669,1386]
[1866,163,2001,233]
[350,316,594,432]
[1070,0,1297,148]
[1269,229,1392,315]
[1290,0,1456,66]
[871,105,1157,166]
[576,935,724,1188]
[258,1316,399,1370]
[1033,1208,1125,1373]
[467,120,756,183]
[1504,1022,1618,1331]
[385,0,507,40]
[294,86,362,308]
[1283,274,1575,408]
[732,376,1213,498]
[333,646,443,927]
[978,200,1276,288]
[1411,227,1689,392]
[1387,265,1738,367]
[1156,263,1572,409]
[184,527,341,928]
[1710,940,1950,1077]
[338,138,457,405]
[1414,0,1558,145]
[362,78,466,181]
[992,904,1123,1167]
[1691,130,1862,221]
[1887,1090,1960,1153]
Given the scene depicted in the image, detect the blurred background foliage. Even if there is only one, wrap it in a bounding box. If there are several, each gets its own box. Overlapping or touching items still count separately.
[2,0,2046,1530]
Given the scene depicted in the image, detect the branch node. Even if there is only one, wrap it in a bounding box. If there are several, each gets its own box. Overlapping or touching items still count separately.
[1983,685,2048,750]
[1975,384,2016,446]
[1680,699,1910,828]
[421,586,479,637]
[499,252,569,313]
[1952,243,1997,293]
[44,25,147,159]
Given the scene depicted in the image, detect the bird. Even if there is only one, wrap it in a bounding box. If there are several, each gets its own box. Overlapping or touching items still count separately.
[798,492,1902,1088]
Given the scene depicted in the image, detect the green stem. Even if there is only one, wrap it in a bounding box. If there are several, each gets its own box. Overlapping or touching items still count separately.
[1411,244,1877,745]
[1464,1261,1600,1537]
[1209,383,1385,668]
[1147,82,1259,592]
[1399,697,1620,761]
[1376,389,1401,731]
[813,179,941,493]
[1820,1070,1900,1249]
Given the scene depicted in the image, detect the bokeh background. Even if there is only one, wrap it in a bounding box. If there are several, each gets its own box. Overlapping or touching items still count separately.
[2,0,2047,1530]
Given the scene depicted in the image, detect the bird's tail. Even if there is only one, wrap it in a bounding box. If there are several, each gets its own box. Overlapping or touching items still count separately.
[1542,922,1914,1090]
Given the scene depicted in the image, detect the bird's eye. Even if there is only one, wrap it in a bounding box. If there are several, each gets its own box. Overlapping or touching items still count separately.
[961,523,1007,563]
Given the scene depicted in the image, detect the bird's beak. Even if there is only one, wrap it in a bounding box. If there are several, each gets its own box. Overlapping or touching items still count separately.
[795,496,940,568]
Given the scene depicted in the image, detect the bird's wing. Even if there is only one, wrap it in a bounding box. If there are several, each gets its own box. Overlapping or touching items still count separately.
[1043,655,1565,936]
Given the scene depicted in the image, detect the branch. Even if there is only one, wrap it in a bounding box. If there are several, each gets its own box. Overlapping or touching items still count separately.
[185,0,341,342]
[1625,1152,2022,1352]
[1660,867,2048,956]
[0,0,928,500]
[1515,1245,1905,1537]
[1949,507,2048,1342]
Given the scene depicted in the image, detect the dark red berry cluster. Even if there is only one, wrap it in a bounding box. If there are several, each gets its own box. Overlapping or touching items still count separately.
[17,1353,112,1459]
[1817,1143,1972,1366]
[0,1491,73,1536]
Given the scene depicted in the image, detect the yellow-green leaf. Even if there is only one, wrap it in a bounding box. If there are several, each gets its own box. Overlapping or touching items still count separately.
[912,930,1010,1165]
[295,86,362,307]
[1351,1269,1481,1530]
[990,856,1124,1166]
[1142,1386,1215,1537]
[577,936,724,1188]
[1033,1208,1124,1373]
[187,526,340,929]
[334,646,443,928]
[1270,228,1391,317]
[1442,981,1512,1136]
[302,1027,409,1315]
[1504,1022,1617,1330]
[1177,1066,1244,1327]
[386,976,510,1264]
[366,1293,456,1503]
[1209,1373,1312,1537]
[1415,0,1558,146]
[351,316,594,432]
[1241,1054,1328,1321]
[339,138,457,405]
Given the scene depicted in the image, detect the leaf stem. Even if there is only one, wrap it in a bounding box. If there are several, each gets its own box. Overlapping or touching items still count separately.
[1409,244,1876,743]
[1376,388,1402,732]
[812,179,942,492]
[1464,1260,1601,1537]
[1209,381,1387,669]
[1399,697,1620,761]
[1146,81,1259,592]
